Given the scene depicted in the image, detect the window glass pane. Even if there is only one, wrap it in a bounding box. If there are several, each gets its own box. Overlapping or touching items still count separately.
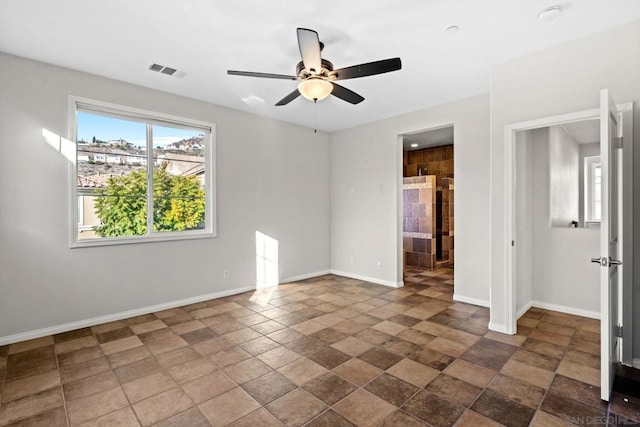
[152,125,206,233]
[593,164,601,221]
[77,112,147,239]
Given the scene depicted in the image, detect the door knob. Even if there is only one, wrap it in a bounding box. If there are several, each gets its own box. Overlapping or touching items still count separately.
[609,257,622,266]
[591,257,602,264]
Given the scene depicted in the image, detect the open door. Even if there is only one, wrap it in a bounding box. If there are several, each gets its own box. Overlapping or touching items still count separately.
[596,89,623,401]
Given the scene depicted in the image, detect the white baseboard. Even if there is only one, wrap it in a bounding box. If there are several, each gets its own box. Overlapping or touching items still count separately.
[281,270,331,283]
[633,359,640,369]
[453,294,489,308]
[530,300,600,320]
[0,285,256,346]
[330,270,403,288]
[516,302,533,319]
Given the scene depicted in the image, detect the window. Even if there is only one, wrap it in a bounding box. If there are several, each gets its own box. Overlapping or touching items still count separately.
[584,156,601,223]
[71,97,215,247]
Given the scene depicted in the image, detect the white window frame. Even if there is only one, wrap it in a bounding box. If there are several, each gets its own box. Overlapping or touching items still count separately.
[69,96,216,248]
[584,155,601,224]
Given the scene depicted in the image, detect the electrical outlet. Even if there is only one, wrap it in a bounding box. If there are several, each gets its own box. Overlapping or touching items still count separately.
[223,270,230,278]
[376,261,382,269]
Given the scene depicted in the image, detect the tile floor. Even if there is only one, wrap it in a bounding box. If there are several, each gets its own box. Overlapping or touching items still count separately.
[1,267,639,426]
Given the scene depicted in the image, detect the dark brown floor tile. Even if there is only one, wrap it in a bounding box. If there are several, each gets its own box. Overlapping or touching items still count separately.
[266,389,326,426]
[0,387,63,426]
[511,348,561,371]
[388,314,422,327]
[180,328,217,345]
[540,391,607,425]
[5,346,57,381]
[240,371,296,405]
[305,409,355,427]
[408,347,454,371]
[521,337,566,359]
[379,411,429,426]
[426,373,482,407]
[310,328,348,345]
[284,336,326,356]
[106,345,152,369]
[3,406,67,427]
[95,327,134,344]
[487,374,545,409]
[307,347,351,370]
[303,372,357,405]
[402,390,465,427]
[357,347,403,371]
[471,389,536,427]
[53,328,93,344]
[382,337,420,357]
[550,375,606,410]
[460,337,516,371]
[397,329,436,346]
[365,373,419,407]
[153,407,210,427]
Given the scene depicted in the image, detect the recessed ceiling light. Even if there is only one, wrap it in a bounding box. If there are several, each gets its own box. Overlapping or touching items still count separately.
[538,5,562,21]
[411,143,419,148]
[445,25,459,34]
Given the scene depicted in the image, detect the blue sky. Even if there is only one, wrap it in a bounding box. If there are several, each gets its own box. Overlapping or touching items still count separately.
[77,112,200,147]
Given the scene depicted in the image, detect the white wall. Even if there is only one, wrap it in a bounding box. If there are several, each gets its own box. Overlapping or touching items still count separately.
[330,94,491,304]
[529,129,599,316]
[0,53,331,341]
[515,130,533,315]
[489,19,640,339]
[549,126,580,227]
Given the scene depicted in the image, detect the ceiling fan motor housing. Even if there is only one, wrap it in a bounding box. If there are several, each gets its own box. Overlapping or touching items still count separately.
[296,59,334,79]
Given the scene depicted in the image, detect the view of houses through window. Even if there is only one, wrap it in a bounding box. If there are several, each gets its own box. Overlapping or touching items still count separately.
[75,105,211,244]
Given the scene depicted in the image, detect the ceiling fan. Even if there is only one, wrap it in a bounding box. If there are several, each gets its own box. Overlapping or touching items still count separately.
[228,28,402,106]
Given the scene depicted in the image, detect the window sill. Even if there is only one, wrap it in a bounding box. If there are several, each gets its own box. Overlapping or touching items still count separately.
[71,230,215,248]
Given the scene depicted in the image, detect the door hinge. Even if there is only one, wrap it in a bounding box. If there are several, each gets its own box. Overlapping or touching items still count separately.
[615,136,623,149]
[615,324,623,338]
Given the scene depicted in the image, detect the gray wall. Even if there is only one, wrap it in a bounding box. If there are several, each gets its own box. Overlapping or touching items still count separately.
[330,94,491,304]
[0,53,331,340]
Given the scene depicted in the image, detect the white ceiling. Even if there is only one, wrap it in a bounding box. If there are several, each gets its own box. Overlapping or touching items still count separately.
[560,120,600,144]
[1,1,639,132]
[403,126,454,151]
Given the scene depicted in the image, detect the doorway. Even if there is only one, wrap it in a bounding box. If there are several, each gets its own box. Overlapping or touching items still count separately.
[401,125,454,274]
[501,95,634,401]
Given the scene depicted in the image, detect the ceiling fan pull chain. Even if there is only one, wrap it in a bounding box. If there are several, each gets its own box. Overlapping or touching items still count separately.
[314,99,317,133]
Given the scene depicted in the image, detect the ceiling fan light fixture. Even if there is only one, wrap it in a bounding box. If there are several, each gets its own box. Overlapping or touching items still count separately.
[298,78,333,101]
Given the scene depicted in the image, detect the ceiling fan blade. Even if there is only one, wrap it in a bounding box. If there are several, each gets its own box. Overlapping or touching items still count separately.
[297,28,322,74]
[228,70,298,80]
[275,89,301,106]
[331,83,364,104]
[332,58,402,80]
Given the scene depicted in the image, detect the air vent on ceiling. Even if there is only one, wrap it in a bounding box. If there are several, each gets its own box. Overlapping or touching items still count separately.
[148,63,187,78]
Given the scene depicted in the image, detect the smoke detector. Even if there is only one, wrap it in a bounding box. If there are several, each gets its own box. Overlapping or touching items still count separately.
[538,5,562,22]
